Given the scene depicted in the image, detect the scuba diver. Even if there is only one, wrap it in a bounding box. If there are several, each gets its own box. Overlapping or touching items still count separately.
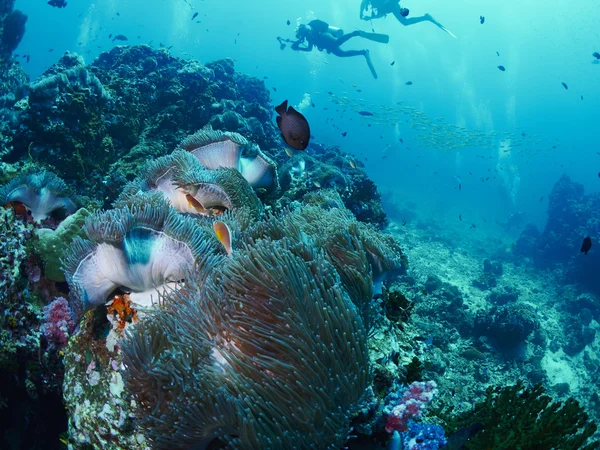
[359,0,456,38]
[286,19,389,79]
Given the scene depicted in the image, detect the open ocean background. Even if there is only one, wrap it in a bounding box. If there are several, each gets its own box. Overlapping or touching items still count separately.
[14,0,600,233]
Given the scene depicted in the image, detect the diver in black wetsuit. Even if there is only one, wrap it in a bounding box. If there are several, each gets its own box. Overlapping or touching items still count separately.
[290,19,389,79]
[360,0,454,37]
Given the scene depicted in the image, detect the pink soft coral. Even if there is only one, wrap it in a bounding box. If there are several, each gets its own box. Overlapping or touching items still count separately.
[385,381,438,433]
[42,297,75,348]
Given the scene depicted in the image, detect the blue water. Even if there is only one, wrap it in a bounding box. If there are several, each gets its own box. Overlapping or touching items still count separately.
[14,0,600,232]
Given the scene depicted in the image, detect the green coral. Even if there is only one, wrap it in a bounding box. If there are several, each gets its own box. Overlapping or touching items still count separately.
[34,207,91,281]
[434,381,599,449]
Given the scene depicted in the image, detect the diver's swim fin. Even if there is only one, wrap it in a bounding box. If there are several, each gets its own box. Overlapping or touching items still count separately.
[364,50,378,79]
[434,22,457,39]
[358,31,390,44]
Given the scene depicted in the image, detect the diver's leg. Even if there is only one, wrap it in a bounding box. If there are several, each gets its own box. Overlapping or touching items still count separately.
[329,47,365,57]
[334,31,361,46]
[393,7,434,26]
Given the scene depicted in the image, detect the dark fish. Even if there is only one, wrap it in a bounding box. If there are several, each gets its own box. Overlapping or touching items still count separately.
[358,111,374,116]
[459,214,462,221]
[390,60,395,66]
[496,51,500,56]
[402,219,407,226]
[327,91,333,95]
[47,0,67,8]
[470,224,476,229]
[581,95,584,100]
[272,87,277,92]
[399,138,403,143]
[112,34,128,42]
[192,12,198,20]
[311,103,315,107]
[342,132,348,137]
[405,81,413,85]
[109,33,112,38]
[275,100,310,150]
[498,65,505,71]
[48,48,54,52]
[522,132,526,137]
[357,89,362,92]
[539,196,544,202]
[287,20,291,25]
[581,237,592,255]
[593,52,600,60]
[561,82,568,90]
[459,183,462,191]
[480,15,485,24]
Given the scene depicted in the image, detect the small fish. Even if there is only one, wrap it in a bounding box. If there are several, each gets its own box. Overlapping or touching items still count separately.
[192,12,198,20]
[420,289,428,296]
[401,219,407,226]
[48,48,54,52]
[112,34,128,42]
[311,103,315,108]
[349,159,356,169]
[273,87,277,92]
[275,100,310,150]
[469,224,476,229]
[4,201,29,217]
[358,111,374,116]
[284,147,294,157]
[108,33,112,39]
[459,214,462,221]
[313,181,321,188]
[480,16,485,24]
[458,183,462,191]
[496,51,500,56]
[593,52,600,60]
[390,61,395,66]
[581,237,592,255]
[561,82,568,90]
[213,221,232,256]
[522,132,526,137]
[287,20,291,25]
[405,81,413,85]
[497,65,505,71]
[539,196,544,202]
[581,95,584,100]
[399,138,404,143]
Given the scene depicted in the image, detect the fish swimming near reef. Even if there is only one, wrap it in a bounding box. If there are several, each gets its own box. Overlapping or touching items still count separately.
[498,65,506,71]
[112,34,128,42]
[275,100,310,150]
[192,12,198,20]
[593,52,600,60]
[358,111,374,116]
[561,82,568,90]
[581,237,592,255]
[405,81,413,85]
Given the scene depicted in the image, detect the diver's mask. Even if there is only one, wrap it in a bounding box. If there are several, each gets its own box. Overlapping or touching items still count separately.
[296,24,310,39]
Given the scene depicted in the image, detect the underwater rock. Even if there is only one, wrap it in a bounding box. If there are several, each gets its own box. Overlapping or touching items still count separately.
[474,303,540,351]
[0,206,31,299]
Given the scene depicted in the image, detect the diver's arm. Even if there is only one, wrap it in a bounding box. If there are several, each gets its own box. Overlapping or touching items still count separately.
[291,40,313,52]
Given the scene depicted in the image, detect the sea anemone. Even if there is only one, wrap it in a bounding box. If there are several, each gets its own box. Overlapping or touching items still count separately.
[179,125,279,191]
[116,150,263,220]
[0,171,77,223]
[121,235,370,449]
[62,203,222,311]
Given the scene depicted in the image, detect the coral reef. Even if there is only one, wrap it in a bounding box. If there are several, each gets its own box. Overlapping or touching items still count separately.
[435,381,598,449]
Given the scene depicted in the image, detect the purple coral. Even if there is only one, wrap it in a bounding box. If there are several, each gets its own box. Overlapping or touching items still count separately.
[384,381,439,433]
[42,297,75,348]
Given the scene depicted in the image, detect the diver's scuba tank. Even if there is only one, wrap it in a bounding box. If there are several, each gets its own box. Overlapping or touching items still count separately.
[327,26,344,38]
